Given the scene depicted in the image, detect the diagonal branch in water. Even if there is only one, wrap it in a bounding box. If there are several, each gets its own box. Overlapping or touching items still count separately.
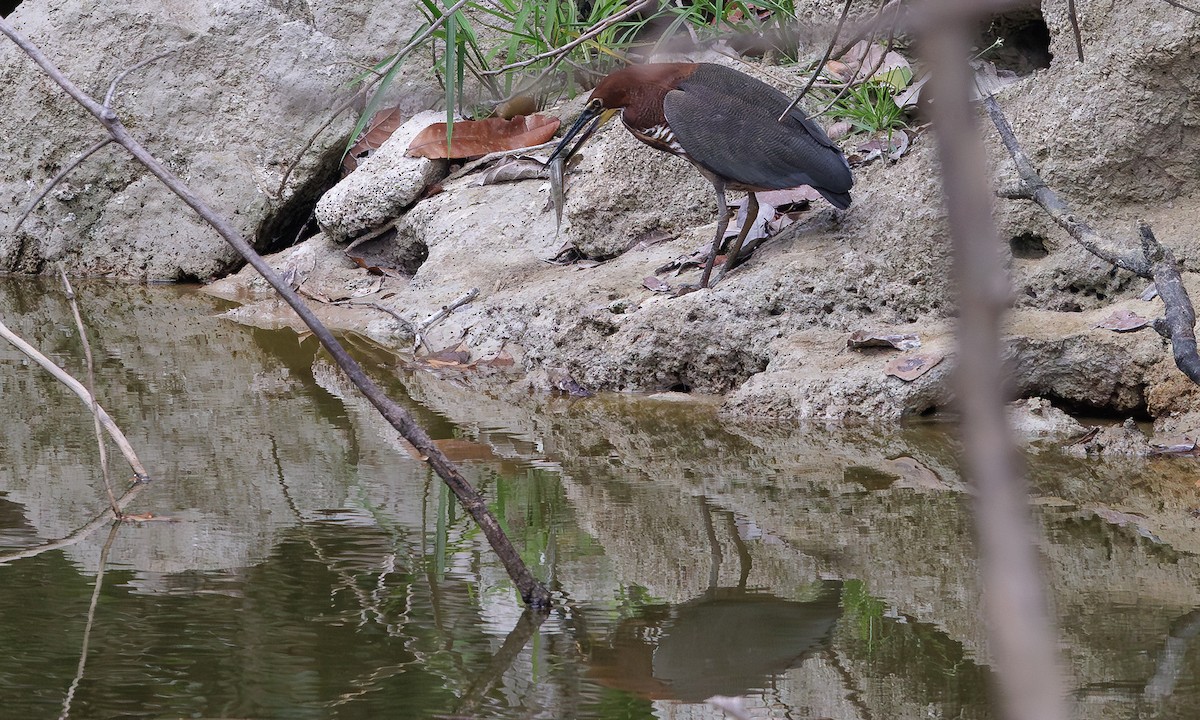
[0,316,149,481]
[0,17,551,609]
[0,481,148,567]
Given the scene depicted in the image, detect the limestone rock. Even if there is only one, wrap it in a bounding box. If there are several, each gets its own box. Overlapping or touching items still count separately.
[315,111,449,242]
[0,1,435,279]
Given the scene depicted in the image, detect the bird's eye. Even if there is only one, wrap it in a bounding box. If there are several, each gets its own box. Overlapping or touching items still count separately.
[588,99,603,111]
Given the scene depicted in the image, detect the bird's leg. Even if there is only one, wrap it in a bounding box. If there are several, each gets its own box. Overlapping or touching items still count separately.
[715,192,759,284]
[697,180,733,289]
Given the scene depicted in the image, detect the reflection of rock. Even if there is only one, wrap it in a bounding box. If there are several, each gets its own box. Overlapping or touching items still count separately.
[588,586,842,703]
[0,280,412,580]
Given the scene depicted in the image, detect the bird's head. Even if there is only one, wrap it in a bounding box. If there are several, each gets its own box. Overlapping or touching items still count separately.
[546,95,620,165]
[547,64,696,164]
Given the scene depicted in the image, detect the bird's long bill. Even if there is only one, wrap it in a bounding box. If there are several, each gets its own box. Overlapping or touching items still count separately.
[548,106,617,234]
[547,107,618,164]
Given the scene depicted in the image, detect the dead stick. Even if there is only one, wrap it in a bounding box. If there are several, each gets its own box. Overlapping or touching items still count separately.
[984,95,1150,275]
[0,481,148,566]
[985,95,1200,386]
[13,138,113,232]
[0,19,550,608]
[923,5,1068,720]
[1141,223,1200,382]
[0,316,149,481]
[58,266,120,514]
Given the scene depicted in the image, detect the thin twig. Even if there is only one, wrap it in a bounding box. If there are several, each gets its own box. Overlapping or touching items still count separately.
[332,299,418,336]
[0,481,148,566]
[419,287,479,333]
[1066,0,1084,62]
[103,49,176,107]
[344,220,399,253]
[1159,0,1200,16]
[58,266,120,514]
[482,1,654,76]
[985,94,1200,387]
[277,0,474,196]
[983,95,1151,276]
[0,17,551,608]
[414,287,479,352]
[779,0,854,121]
[813,22,899,120]
[0,316,149,480]
[923,4,1069,720]
[13,138,113,232]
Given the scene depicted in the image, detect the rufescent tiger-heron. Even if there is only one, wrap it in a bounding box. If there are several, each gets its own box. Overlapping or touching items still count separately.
[548,62,853,288]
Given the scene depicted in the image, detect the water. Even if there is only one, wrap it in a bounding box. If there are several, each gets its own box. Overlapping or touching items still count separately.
[1,278,1199,719]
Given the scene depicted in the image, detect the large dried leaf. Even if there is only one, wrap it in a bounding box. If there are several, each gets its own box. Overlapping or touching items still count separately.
[479,156,550,185]
[848,331,921,351]
[1095,308,1150,332]
[407,115,561,160]
[344,107,404,174]
[884,351,944,381]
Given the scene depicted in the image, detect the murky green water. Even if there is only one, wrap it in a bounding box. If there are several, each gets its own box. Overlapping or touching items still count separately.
[2,278,1200,719]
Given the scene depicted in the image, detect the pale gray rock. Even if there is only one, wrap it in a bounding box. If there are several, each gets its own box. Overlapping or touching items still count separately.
[0,0,435,279]
[314,110,449,242]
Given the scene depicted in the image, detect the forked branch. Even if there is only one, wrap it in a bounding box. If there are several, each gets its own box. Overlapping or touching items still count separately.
[984,94,1200,385]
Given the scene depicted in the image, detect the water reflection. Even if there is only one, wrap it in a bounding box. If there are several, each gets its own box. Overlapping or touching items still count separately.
[1,279,1200,719]
[586,586,841,702]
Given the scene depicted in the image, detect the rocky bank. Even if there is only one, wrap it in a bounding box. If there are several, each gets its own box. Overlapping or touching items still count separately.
[4,1,1200,438]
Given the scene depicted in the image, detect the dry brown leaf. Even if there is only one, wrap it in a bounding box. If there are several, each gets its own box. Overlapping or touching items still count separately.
[884,352,944,381]
[848,331,921,351]
[345,107,404,174]
[1095,308,1150,332]
[407,115,561,159]
[479,157,550,184]
[643,276,672,293]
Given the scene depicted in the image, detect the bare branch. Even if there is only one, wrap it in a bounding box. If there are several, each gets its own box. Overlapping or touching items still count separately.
[922,4,1069,720]
[779,0,855,122]
[984,94,1200,387]
[414,287,479,352]
[482,0,655,76]
[1067,0,1084,62]
[0,315,150,481]
[983,95,1151,276]
[104,49,176,108]
[0,481,147,566]
[59,521,121,720]
[0,17,551,608]
[13,137,113,232]
[1140,223,1200,383]
[58,265,120,514]
[1159,0,1200,17]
